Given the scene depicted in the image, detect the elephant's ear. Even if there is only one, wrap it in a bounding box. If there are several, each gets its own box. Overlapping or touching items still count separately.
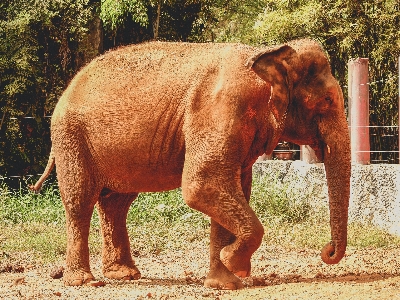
[247,45,297,124]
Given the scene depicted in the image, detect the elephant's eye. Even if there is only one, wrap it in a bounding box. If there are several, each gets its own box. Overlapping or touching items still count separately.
[325,96,333,104]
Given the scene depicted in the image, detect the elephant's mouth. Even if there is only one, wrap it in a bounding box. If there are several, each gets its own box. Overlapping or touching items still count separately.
[310,140,325,162]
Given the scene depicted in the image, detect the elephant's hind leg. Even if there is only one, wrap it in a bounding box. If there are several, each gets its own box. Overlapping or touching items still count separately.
[97,191,141,280]
[62,198,96,286]
[57,158,98,286]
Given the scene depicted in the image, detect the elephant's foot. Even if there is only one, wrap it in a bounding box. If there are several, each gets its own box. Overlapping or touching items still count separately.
[63,269,95,286]
[220,246,251,278]
[103,264,141,280]
[204,266,243,290]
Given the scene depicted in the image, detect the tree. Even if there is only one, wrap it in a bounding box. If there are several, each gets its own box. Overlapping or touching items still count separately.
[0,0,96,180]
[192,0,265,42]
[100,0,204,46]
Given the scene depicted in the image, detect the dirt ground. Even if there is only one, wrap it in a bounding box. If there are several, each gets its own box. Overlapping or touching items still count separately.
[1,241,400,299]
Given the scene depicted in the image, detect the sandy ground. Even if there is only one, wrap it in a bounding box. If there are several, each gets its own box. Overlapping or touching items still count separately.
[1,241,400,299]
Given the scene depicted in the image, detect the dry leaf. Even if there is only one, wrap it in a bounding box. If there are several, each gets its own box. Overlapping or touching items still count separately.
[12,277,25,285]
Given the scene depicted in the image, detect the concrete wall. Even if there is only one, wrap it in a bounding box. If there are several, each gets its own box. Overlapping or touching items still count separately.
[253,161,400,236]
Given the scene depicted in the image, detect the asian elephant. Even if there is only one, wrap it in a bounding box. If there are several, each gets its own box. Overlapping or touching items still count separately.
[31,39,351,290]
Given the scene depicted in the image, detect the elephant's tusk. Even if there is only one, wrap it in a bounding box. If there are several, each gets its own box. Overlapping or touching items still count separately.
[269,85,273,101]
[327,144,331,154]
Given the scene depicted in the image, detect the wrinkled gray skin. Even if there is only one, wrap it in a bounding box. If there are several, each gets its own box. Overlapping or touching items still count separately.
[31,39,351,290]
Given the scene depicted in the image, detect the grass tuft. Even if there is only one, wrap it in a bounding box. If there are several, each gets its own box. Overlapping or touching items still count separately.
[0,181,64,225]
[251,173,312,224]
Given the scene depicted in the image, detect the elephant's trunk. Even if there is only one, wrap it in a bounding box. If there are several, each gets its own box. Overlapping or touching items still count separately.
[318,113,351,264]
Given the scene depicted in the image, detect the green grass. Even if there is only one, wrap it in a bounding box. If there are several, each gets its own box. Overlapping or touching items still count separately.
[251,173,313,224]
[0,181,63,225]
[0,222,67,262]
[1,174,400,264]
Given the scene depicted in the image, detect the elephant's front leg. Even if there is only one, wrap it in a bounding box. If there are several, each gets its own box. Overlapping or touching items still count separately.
[182,163,263,290]
[97,192,141,280]
[205,220,243,289]
[219,167,255,277]
[205,167,254,289]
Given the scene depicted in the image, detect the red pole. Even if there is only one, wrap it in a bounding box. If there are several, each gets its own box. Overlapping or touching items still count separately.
[348,58,370,164]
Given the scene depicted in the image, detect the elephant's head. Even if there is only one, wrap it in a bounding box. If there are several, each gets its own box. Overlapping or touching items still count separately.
[248,39,351,264]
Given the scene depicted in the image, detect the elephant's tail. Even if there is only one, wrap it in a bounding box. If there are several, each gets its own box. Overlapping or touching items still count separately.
[29,149,55,193]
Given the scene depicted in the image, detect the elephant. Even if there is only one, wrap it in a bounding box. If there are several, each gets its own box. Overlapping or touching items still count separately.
[31,39,351,290]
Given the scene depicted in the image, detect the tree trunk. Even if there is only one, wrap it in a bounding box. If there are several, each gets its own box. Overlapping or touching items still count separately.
[154,0,162,39]
[77,14,103,69]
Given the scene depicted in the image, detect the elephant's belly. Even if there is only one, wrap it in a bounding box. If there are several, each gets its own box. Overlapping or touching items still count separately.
[101,160,184,193]
[86,117,186,193]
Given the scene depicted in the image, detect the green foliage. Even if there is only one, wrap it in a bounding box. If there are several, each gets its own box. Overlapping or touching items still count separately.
[157,0,203,42]
[100,0,148,30]
[0,0,96,178]
[348,222,400,248]
[194,0,265,43]
[252,1,323,45]
[100,0,205,45]
[0,223,67,261]
[128,188,207,225]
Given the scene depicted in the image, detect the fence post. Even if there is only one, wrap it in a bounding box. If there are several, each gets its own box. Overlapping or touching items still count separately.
[348,58,370,164]
[398,55,400,163]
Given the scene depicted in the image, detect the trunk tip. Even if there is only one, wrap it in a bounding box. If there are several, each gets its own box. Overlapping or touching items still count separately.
[320,241,345,264]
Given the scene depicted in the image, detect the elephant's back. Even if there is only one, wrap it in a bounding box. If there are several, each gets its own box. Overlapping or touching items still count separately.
[55,41,259,111]
[80,41,258,94]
